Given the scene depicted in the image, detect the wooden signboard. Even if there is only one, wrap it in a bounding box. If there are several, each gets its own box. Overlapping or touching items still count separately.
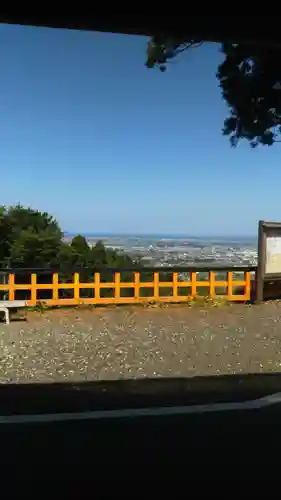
[256,220,281,302]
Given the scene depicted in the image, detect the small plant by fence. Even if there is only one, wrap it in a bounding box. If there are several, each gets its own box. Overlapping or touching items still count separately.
[0,266,254,306]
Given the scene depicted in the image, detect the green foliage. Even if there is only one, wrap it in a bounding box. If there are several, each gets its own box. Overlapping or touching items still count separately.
[0,204,138,275]
[71,234,90,255]
[9,229,61,268]
[57,242,78,268]
[0,203,235,304]
[90,240,108,267]
[0,205,12,263]
[0,204,144,301]
[5,204,61,235]
[0,205,62,268]
[146,37,281,147]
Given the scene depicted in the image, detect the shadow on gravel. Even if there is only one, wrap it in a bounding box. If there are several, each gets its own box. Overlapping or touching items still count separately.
[1,372,281,415]
[2,373,281,491]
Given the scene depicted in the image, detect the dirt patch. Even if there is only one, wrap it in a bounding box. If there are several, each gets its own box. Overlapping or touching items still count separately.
[1,302,281,383]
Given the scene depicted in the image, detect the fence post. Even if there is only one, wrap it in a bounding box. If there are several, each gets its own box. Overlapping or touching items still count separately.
[153,272,159,300]
[191,272,197,297]
[134,272,140,299]
[52,273,59,303]
[8,273,15,301]
[115,272,121,299]
[227,272,233,300]
[172,272,178,298]
[74,273,80,302]
[245,271,251,301]
[94,272,100,301]
[209,271,215,298]
[31,274,37,305]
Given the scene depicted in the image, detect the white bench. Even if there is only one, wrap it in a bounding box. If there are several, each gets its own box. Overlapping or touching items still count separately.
[0,300,26,325]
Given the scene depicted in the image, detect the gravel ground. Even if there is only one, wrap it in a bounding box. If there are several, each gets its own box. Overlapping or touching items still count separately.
[1,303,281,383]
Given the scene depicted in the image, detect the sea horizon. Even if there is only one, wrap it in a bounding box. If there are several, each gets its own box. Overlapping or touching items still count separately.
[64,231,257,242]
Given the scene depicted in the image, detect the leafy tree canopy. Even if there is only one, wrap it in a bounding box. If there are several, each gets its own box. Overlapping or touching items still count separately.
[0,204,138,271]
[146,37,281,147]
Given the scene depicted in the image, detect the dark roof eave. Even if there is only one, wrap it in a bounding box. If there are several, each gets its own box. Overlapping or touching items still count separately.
[1,16,281,48]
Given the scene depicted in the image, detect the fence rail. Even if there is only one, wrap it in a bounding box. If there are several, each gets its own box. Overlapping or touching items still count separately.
[0,266,254,306]
[0,265,257,273]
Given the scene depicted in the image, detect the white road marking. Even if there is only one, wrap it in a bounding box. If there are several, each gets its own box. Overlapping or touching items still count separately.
[0,392,281,424]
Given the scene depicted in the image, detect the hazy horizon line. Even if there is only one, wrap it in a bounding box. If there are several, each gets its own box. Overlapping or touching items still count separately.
[64,231,257,240]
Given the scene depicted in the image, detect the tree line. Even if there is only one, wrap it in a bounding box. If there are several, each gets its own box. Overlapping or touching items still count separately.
[0,204,137,271]
[0,204,222,301]
[0,204,158,300]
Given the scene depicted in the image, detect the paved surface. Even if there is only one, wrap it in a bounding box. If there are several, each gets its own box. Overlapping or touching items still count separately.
[2,408,281,493]
[1,302,281,383]
[1,300,281,492]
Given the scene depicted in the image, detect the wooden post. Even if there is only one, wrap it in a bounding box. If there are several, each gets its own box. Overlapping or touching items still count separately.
[256,220,265,304]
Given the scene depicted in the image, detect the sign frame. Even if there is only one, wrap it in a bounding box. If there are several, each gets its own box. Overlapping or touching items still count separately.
[256,220,281,302]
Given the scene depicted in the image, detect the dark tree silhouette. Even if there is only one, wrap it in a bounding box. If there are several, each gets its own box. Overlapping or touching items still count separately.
[146,37,281,147]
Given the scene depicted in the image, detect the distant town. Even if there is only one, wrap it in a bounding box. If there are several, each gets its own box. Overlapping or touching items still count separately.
[64,233,258,268]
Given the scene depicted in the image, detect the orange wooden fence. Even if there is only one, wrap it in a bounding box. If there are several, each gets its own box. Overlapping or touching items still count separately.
[0,268,253,306]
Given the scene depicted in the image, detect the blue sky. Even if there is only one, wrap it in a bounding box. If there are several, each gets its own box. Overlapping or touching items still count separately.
[0,24,280,236]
